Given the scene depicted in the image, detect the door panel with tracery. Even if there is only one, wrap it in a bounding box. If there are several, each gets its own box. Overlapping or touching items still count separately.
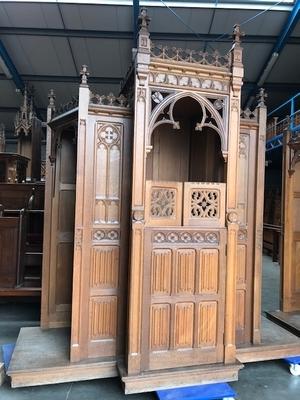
[141,180,226,370]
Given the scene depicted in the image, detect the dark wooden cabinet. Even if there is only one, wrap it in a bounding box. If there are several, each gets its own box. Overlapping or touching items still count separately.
[0,217,20,288]
[0,183,44,295]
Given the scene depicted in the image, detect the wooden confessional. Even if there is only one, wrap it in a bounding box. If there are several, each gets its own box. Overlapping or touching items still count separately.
[7,8,300,392]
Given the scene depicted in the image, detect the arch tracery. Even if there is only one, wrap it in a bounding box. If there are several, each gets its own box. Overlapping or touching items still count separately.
[148,91,228,156]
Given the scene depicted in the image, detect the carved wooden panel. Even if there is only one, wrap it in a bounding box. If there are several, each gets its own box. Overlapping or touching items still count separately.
[174,302,194,348]
[196,302,217,347]
[151,249,172,295]
[89,296,117,339]
[145,181,182,226]
[90,246,119,289]
[143,228,225,371]
[183,183,226,227]
[150,304,170,351]
[197,249,219,294]
[175,249,196,294]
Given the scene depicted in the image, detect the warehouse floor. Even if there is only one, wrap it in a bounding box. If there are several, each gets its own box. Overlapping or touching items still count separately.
[1,256,299,400]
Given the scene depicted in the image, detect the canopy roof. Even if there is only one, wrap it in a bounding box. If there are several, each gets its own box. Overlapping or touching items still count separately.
[0,0,299,135]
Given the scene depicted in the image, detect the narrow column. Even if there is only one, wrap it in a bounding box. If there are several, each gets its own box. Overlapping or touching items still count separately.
[224,25,244,363]
[70,65,90,362]
[252,89,267,343]
[127,8,151,375]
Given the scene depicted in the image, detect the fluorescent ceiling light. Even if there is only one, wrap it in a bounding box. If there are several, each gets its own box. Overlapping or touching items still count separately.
[3,0,294,11]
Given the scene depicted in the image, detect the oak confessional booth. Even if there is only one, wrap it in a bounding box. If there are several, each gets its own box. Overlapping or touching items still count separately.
[7,9,300,393]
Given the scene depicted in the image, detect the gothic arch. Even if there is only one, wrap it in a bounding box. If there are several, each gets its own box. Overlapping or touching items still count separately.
[148,92,228,155]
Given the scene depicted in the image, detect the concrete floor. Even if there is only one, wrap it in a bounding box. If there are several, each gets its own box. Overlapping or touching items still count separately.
[0,256,299,400]
[262,255,281,313]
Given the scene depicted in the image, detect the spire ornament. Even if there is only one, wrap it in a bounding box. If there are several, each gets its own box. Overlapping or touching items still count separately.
[257,88,267,108]
[80,65,89,86]
[14,85,35,136]
[48,89,56,110]
[138,8,151,34]
[233,24,245,45]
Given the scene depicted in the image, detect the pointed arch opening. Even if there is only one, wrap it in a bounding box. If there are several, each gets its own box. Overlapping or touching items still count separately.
[146,96,226,183]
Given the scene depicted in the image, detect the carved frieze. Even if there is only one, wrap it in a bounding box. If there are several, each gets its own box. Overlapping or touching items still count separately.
[150,43,230,69]
[90,92,129,108]
[152,231,220,244]
[93,229,120,242]
[149,72,229,92]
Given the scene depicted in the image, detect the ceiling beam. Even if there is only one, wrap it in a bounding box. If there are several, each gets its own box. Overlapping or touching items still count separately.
[133,0,140,45]
[1,27,300,44]
[0,74,122,84]
[1,74,300,91]
[0,39,24,92]
[244,0,300,108]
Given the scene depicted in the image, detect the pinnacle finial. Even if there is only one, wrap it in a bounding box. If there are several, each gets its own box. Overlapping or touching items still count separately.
[257,88,267,107]
[48,89,56,109]
[233,24,245,45]
[138,8,151,33]
[80,64,89,86]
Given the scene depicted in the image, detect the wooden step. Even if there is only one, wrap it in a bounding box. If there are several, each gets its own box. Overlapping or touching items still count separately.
[119,361,243,395]
[7,327,118,388]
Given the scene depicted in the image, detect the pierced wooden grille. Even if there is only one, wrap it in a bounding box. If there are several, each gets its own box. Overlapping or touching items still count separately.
[184,183,226,227]
[145,181,182,226]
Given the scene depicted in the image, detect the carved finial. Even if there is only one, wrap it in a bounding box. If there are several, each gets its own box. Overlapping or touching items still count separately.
[233,24,245,45]
[257,88,267,107]
[48,89,56,109]
[138,8,151,33]
[80,64,89,86]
